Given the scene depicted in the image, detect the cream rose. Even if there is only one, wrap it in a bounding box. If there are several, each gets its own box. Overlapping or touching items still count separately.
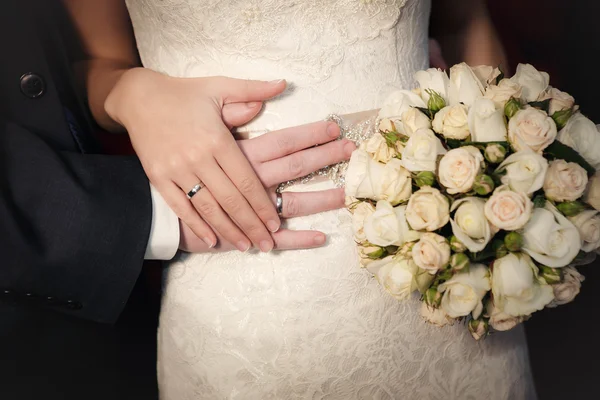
[569,209,600,252]
[468,98,508,142]
[401,129,447,172]
[414,68,452,104]
[438,146,484,194]
[546,267,585,308]
[401,107,432,137]
[510,63,550,102]
[557,113,600,170]
[496,150,549,195]
[543,159,588,202]
[420,303,455,327]
[378,90,426,127]
[405,186,451,231]
[484,186,533,230]
[450,197,493,252]
[366,256,422,301]
[411,233,450,274]
[363,201,421,247]
[491,253,555,317]
[439,263,491,318]
[487,301,526,331]
[471,65,502,87]
[351,202,375,242]
[345,150,412,205]
[484,79,523,109]
[448,62,485,106]
[539,87,576,116]
[432,104,470,140]
[584,172,600,211]
[521,203,581,267]
[508,108,557,153]
[364,133,397,163]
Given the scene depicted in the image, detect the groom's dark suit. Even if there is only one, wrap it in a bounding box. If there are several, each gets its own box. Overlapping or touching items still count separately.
[1,0,159,398]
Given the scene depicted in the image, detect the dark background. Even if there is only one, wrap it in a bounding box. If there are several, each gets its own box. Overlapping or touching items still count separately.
[2,1,599,399]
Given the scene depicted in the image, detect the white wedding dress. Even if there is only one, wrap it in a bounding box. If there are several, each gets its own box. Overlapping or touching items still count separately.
[125,1,537,398]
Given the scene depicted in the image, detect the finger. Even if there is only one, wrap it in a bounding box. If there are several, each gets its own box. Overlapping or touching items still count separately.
[272,229,327,250]
[271,188,345,219]
[199,158,277,252]
[222,102,263,129]
[259,139,355,187]
[208,77,287,104]
[156,180,217,248]
[239,121,341,162]
[214,141,282,233]
[188,183,252,252]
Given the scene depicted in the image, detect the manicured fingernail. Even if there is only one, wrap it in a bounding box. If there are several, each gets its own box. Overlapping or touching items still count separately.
[247,102,261,108]
[260,240,274,253]
[314,234,326,246]
[203,237,215,248]
[327,123,340,138]
[343,141,356,157]
[237,241,250,252]
[270,79,285,84]
[267,220,280,233]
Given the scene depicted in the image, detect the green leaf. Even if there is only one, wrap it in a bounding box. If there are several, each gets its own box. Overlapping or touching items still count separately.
[533,195,546,208]
[544,141,596,175]
[552,108,574,130]
[415,107,433,120]
[528,99,551,113]
[496,67,505,84]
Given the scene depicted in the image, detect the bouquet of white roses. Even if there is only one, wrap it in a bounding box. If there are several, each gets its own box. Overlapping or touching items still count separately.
[345,62,599,339]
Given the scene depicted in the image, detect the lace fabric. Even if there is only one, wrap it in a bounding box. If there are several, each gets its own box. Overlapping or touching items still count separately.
[124,0,537,398]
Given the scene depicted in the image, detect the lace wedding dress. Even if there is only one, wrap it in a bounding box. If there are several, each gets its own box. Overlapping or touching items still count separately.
[125,1,537,398]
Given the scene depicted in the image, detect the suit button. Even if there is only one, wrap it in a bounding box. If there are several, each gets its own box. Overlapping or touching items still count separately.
[20,72,46,99]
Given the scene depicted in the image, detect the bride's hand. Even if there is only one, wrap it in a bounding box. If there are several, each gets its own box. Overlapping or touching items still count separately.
[105,68,287,253]
[179,121,356,253]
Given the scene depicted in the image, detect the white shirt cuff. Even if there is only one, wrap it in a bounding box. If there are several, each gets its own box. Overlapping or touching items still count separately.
[144,184,180,260]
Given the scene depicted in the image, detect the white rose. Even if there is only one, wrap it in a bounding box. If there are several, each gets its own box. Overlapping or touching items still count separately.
[345,150,412,205]
[468,98,508,142]
[484,79,523,109]
[364,133,397,163]
[450,197,493,252]
[363,201,421,247]
[487,301,526,331]
[557,113,600,170]
[569,209,600,252]
[401,107,432,137]
[378,90,426,127]
[484,186,533,230]
[538,87,576,116]
[508,107,557,153]
[491,253,555,317]
[366,256,420,301]
[357,244,384,267]
[420,303,455,327]
[543,159,588,202]
[414,68,451,104]
[510,63,550,102]
[412,233,450,274]
[438,146,484,194]
[401,129,447,172]
[439,263,491,318]
[546,267,585,308]
[351,202,375,242]
[521,203,581,267]
[496,150,548,195]
[405,186,451,231]
[584,172,600,211]
[471,65,502,87]
[432,104,470,140]
[448,63,485,106]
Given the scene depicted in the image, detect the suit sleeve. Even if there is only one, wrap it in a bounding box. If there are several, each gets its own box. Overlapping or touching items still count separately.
[0,120,153,323]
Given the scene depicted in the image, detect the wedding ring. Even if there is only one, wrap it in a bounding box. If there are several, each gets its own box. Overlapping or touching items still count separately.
[186,182,204,199]
[276,192,284,216]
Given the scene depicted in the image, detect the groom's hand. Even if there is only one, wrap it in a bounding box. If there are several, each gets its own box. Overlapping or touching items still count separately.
[179,120,356,252]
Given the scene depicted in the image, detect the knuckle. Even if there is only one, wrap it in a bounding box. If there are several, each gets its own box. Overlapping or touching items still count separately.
[276,135,295,153]
[288,155,305,178]
[221,194,242,212]
[238,176,257,194]
[285,195,300,217]
[197,201,218,218]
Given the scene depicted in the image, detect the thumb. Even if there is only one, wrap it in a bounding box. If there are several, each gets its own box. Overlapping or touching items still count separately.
[222,102,263,129]
[209,77,286,104]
